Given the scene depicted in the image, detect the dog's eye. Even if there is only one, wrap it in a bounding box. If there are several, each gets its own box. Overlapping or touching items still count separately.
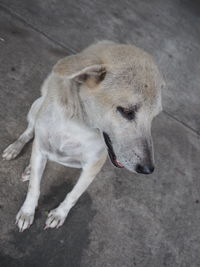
[117,106,137,121]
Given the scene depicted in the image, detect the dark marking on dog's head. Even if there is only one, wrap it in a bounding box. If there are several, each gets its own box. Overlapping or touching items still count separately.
[76,68,106,88]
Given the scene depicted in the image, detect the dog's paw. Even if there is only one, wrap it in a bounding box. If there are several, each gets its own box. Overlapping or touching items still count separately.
[2,142,21,160]
[21,165,31,182]
[16,209,34,232]
[44,209,67,229]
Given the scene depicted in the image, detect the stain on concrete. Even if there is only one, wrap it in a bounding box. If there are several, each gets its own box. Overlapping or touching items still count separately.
[41,181,74,208]
[0,179,96,267]
[181,0,200,16]
[0,252,20,267]
[2,24,30,39]
[48,47,68,57]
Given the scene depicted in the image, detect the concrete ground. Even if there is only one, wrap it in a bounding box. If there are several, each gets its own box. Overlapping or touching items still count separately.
[0,0,199,266]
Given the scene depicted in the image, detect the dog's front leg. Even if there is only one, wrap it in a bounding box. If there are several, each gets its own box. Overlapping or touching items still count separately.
[16,139,47,232]
[45,153,107,229]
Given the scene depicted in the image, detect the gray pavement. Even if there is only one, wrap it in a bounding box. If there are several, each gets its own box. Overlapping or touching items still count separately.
[0,1,199,266]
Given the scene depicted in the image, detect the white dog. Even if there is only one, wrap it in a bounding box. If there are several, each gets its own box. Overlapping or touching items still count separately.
[2,41,164,232]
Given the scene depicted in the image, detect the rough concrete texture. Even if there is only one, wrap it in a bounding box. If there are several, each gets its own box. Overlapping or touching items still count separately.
[0,1,199,267]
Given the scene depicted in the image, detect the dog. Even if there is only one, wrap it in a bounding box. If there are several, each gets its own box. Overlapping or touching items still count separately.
[2,41,164,232]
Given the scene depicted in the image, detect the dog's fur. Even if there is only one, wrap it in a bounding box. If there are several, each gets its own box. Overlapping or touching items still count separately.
[2,41,164,231]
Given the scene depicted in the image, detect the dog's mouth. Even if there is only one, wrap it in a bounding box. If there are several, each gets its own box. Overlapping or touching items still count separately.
[103,132,124,168]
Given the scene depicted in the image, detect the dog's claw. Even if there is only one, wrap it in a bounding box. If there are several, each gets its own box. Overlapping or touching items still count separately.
[21,165,31,182]
[16,209,34,232]
[45,209,66,229]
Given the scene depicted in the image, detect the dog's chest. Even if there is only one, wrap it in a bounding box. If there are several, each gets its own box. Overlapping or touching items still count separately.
[48,131,82,157]
[36,104,106,167]
[39,119,103,166]
[42,129,84,168]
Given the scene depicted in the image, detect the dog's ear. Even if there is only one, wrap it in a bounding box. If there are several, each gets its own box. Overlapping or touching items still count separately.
[69,64,106,88]
[53,55,106,88]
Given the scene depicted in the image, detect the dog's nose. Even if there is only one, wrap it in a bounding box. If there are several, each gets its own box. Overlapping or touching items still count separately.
[136,164,155,174]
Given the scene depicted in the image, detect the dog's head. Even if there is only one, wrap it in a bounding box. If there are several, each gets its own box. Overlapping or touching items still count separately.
[53,41,165,174]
